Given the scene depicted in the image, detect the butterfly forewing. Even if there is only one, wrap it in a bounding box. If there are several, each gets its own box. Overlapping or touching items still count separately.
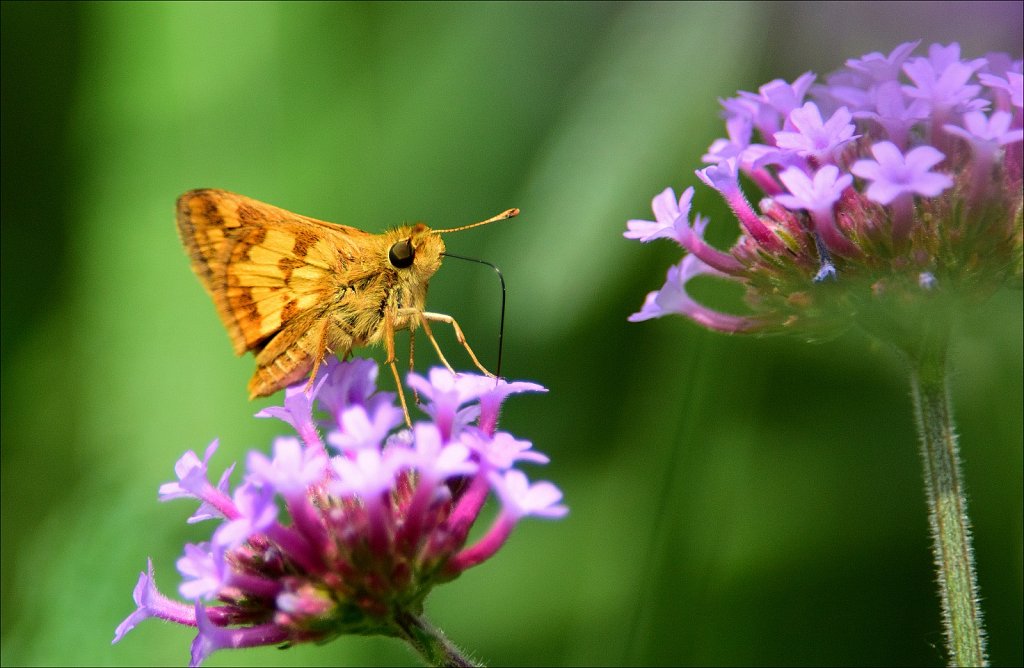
[176,189,373,392]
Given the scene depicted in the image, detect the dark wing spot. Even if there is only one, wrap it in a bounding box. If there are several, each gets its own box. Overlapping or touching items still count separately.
[293,230,318,258]
[281,299,299,323]
[248,226,267,245]
[237,204,260,226]
[277,256,305,283]
[202,196,224,228]
[235,287,261,324]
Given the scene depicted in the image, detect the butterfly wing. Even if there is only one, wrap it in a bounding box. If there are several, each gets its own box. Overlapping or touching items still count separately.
[176,189,374,395]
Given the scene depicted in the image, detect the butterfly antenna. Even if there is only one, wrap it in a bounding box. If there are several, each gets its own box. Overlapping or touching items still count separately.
[440,252,506,381]
[433,208,519,234]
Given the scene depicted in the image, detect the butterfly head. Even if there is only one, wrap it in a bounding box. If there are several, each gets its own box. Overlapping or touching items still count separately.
[387,223,445,282]
[386,208,519,285]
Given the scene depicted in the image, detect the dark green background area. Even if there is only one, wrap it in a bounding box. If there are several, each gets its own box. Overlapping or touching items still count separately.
[2,2,1020,666]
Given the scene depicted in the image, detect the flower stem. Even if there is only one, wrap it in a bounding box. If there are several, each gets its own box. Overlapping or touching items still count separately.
[907,332,987,667]
[395,611,480,668]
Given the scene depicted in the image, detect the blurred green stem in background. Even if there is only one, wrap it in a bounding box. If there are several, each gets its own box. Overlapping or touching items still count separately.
[907,328,987,667]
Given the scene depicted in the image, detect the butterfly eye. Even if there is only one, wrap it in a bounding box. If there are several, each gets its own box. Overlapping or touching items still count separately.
[388,239,415,269]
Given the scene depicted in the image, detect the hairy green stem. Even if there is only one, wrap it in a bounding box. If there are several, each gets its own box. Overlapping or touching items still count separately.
[395,612,480,668]
[908,333,987,667]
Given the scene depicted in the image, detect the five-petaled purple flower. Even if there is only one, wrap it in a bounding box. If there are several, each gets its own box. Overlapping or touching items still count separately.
[114,358,564,666]
[627,41,1022,339]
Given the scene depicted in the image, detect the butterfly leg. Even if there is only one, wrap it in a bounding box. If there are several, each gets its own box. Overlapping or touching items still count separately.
[413,314,458,375]
[408,328,421,406]
[303,321,332,394]
[419,311,495,378]
[384,314,413,427]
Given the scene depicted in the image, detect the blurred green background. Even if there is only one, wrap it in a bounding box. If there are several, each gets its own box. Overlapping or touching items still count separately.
[2,2,1021,666]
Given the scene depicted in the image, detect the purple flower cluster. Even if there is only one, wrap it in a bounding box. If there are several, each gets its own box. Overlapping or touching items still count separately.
[114,358,565,666]
[626,42,1022,337]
